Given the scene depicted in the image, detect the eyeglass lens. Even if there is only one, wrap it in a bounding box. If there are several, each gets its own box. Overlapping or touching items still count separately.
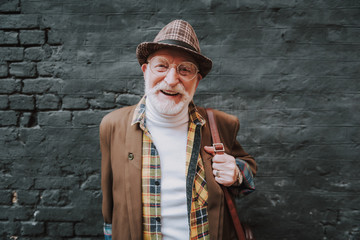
[149,56,198,81]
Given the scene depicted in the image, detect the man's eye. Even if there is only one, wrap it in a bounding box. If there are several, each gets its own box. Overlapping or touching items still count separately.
[179,65,193,75]
[155,64,168,71]
[179,66,191,72]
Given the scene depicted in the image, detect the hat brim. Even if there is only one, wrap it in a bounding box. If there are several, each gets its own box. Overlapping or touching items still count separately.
[136,42,212,78]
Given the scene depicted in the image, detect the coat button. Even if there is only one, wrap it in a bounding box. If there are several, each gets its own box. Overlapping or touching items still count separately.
[128,153,134,160]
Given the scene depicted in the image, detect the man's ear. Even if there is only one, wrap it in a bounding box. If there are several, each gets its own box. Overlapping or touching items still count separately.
[141,63,147,74]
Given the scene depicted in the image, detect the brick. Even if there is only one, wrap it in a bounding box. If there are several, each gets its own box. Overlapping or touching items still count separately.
[21,221,44,236]
[17,127,45,143]
[41,14,90,31]
[9,95,34,110]
[0,190,12,204]
[40,190,69,207]
[62,96,89,110]
[36,94,60,110]
[84,30,136,47]
[127,78,144,95]
[0,0,20,12]
[0,63,8,77]
[0,220,21,236]
[9,62,37,78]
[80,174,100,190]
[0,78,21,93]
[47,45,63,61]
[47,29,64,45]
[34,177,79,190]
[21,1,63,14]
[0,111,19,126]
[0,206,33,221]
[0,14,38,29]
[47,222,73,237]
[38,111,71,126]
[37,62,64,77]
[72,110,105,126]
[18,237,54,240]
[44,127,99,145]
[34,207,84,221]
[0,47,23,61]
[17,190,39,205]
[22,78,63,94]
[88,92,116,109]
[60,63,97,80]
[0,95,8,109]
[24,47,46,61]
[96,61,140,78]
[75,221,103,236]
[0,31,18,44]
[19,30,45,45]
[116,94,141,106]
[0,78,21,94]
[77,46,121,63]
[96,76,127,93]
[0,176,34,190]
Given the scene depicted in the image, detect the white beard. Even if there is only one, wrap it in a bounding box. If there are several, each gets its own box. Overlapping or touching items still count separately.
[145,79,195,116]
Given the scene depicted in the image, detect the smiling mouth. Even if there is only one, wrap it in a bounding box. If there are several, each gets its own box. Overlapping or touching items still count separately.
[160,90,180,96]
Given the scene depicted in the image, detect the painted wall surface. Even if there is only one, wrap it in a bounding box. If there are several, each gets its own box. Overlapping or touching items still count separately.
[1,0,359,239]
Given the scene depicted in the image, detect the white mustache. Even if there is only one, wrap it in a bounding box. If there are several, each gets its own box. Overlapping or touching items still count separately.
[149,81,188,97]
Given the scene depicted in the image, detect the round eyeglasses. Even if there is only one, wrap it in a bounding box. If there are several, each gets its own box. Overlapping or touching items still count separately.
[147,56,199,81]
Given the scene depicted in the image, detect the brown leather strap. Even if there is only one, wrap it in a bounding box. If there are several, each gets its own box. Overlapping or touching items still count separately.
[206,109,225,154]
[206,108,247,240]
[222,185,246,240]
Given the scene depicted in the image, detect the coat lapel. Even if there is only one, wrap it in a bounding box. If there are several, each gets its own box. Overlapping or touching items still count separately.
[124,107,143,239]
[200,114,224,240]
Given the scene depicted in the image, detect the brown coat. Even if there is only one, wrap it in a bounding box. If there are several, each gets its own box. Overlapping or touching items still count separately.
[100,105,257,240]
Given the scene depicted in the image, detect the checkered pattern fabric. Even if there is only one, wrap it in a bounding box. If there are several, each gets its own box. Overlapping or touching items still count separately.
[154,19,200,52]
[233,158,256,196]
[142,133,162,239]
[187,121,209,239]
[103,223,112,240]
[132,96,209,240]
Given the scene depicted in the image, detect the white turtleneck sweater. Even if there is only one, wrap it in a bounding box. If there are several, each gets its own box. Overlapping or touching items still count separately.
[145,97,190,240]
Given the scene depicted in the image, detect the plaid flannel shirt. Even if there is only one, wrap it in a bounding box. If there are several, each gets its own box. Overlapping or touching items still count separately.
[103,97,255,240]
[133,97,209,239]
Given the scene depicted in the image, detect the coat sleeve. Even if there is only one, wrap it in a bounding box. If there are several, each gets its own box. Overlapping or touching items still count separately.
[100,117,113,224]
[229,117,257,195]
[199,107,257,195]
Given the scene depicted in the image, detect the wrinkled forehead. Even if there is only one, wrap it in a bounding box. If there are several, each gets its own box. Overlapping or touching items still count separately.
[148,48,198,65]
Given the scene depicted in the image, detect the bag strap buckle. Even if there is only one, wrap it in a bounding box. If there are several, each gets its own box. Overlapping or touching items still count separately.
[213,143,225,153]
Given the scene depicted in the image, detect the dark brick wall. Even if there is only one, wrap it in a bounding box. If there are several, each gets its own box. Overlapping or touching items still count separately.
[0,0,359,239]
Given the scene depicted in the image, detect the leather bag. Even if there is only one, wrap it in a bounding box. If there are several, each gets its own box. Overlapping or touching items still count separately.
[206,108,255,240]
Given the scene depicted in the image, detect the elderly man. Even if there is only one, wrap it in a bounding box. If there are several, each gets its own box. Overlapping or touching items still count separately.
[100,19,257,240]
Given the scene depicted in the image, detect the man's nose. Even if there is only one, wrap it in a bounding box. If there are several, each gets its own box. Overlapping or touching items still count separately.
[164,67,180,86]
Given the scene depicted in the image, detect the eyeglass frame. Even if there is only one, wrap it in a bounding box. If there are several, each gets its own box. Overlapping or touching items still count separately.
[146,56,200,82]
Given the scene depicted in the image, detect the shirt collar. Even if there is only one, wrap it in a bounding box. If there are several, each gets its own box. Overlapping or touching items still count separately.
[131,95,206,127]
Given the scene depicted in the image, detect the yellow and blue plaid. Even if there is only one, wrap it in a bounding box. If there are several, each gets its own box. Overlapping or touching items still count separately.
[132,97,209,240]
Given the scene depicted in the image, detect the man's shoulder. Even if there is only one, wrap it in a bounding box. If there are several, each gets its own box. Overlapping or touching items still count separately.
[100,105,136,127]
[196,106,240,143]
[196,106,238,124]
